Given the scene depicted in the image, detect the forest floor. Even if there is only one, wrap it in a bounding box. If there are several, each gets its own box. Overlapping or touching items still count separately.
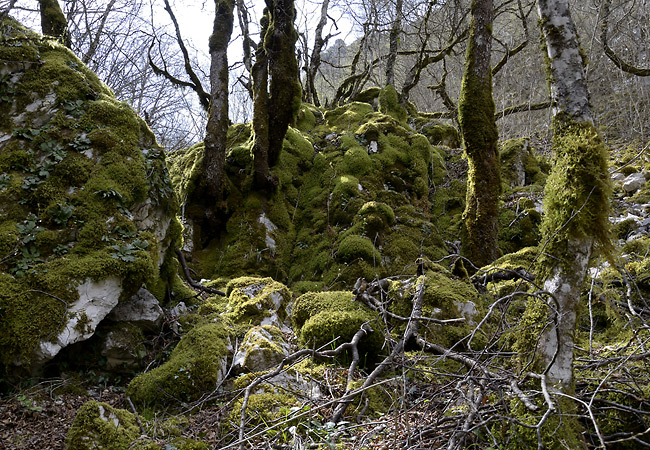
[0,380,125,450]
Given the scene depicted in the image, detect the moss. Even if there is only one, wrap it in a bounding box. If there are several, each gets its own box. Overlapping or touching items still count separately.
[301,310,381,361]
[126,319,232,407]
[65,401,146,450]
[224,277,291,324]
[499,138,547,191]
[503,396,588,450]
[352,87,381,106]
[291,290,381,364]
[346,379,395,417]
[337,235,380,263]
[295,103,318,132]
[390,272,482,348]
[378,85,407,123]
[343,146,372,176]
[228,391,298,429]
[410,116,460,148]
[537,121,612,274]
[324,102,374,132]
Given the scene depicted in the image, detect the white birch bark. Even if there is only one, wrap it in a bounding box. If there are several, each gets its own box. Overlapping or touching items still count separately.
[536,0,597,392]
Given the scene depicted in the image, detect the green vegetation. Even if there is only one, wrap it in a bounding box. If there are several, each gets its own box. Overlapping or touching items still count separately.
[0,17,180,371]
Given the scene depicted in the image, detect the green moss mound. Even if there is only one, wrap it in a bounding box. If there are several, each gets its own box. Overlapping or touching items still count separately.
[126,319,233,407]
[292,290,382,363]
[0,17,179,369]
[66,401,154,450]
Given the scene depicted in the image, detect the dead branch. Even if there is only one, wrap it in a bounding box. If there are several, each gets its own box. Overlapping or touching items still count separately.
[174,248,225,296]
[601,0,650,77]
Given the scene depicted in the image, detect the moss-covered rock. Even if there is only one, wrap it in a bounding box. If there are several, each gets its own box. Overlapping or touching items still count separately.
[224,277,291,327]
[232,325,291,373]
[126,319,233,407]
[65,401,155,450]
[292,290,382,363]
[390,270,483,348]
[337,235,381,263]
[168,90,450,289]
[0,17,180,372]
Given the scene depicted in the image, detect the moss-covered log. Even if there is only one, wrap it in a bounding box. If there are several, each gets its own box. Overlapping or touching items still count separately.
[458,0,500,268]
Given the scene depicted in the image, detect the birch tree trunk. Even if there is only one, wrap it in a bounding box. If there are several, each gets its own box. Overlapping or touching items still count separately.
[458,0,500,268]
[535,0,611,396]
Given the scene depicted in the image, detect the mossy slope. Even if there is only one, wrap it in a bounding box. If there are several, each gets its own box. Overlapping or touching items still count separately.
[169,89,460,289]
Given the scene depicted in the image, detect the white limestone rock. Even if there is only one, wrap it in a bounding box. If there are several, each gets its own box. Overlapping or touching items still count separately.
[35,277,122,362]
[108,287,163,330]
[623,173,646,193]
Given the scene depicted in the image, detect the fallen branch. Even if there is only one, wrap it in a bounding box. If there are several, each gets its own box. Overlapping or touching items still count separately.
[175,248,225,296]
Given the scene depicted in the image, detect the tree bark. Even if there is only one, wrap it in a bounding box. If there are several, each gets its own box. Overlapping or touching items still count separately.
[304,0,330,106]
[459,0,500,268]
[385,0,403,86]
[531,13,610,450]
[38,0,70,47]
[252,29,271,189]
[266,0,301,167]
[202,0,234,200]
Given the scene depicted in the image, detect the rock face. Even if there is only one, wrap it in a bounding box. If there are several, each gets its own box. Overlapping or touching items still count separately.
[36,277,122,363]
[0,18,178,371]
[108,287,164,329]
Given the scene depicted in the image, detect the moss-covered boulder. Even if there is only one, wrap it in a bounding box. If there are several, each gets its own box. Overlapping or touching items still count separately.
[0,18,180,371]
[66,401,156,450]
[292,290,382,363]
[66,400,209,449]
[390,269,483,348]
[232,325,292,373]
[126,318,233,407]
[224,277,292,328]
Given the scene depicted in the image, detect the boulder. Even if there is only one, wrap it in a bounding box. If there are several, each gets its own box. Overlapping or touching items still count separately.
[0,18,178,371]
[623,173,646,193]
[108,287,164,330]
[232,325,292,373]
[35,277,122,363]
[225,277,292,330]
[126,320,233,407]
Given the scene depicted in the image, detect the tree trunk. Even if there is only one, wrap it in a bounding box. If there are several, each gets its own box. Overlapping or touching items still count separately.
[266,0,301,167]
[458,0,500,268]
[38,0,70,47]
[521,1,612,446]
[202,0,234,200]
[304,0,330,106]
[252,36,271,189]
[535,0,611,391]
[385,0,403,86]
